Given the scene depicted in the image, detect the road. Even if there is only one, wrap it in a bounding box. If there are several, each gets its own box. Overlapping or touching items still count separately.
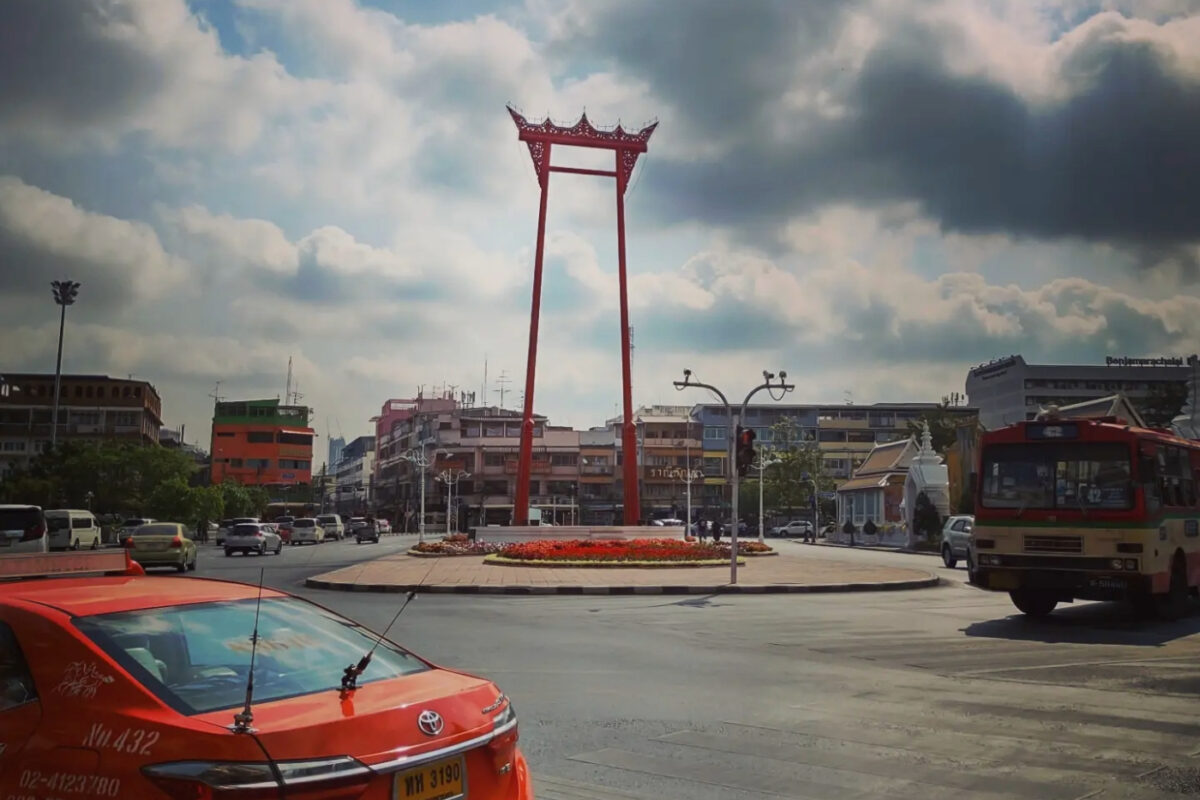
[178,537,1200,800]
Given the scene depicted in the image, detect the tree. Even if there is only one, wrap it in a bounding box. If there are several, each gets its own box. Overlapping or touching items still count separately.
[907,399,963,455]
[220,481,254,517]
[147,478,198,522]
[246,486,271,516]
[192,485,225,529]
[1135,381,1189,428]
[912,491,942,543]
[761,419,836,519]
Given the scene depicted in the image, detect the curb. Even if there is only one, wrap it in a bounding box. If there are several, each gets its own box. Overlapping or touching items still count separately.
[799,541,941,557]
[304,574,940,595]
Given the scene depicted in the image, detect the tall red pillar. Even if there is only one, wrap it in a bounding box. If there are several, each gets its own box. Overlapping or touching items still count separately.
[513,144,551,524]
[615,148,640,524]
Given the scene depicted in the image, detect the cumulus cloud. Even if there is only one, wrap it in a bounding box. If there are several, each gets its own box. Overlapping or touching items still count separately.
[0,176,187,310]
[0,0,319,153]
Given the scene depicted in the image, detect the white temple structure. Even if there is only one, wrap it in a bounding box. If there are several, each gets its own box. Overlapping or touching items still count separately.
[1171,354,1200,441]
[902,422,950,547]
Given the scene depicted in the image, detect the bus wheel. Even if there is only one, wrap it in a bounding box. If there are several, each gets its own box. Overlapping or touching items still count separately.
[1157,555,1190,621]
[1010,589,1056,618]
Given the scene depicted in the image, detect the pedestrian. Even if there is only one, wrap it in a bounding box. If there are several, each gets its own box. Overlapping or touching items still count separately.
[712,518,723,543]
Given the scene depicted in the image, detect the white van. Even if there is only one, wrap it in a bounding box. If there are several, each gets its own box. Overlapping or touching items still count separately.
[315,514,344,541]
[45,509,103,551]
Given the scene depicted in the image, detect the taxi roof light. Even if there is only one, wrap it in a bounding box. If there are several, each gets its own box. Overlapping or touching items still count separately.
[0,550,144,581]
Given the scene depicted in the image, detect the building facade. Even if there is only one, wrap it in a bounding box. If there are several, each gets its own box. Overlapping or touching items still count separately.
[209,399,314,488]
[327,436,346,473]
[689,402,971,514]
[0,374,163,477]
[374,402,581,529]
[966,354,1190,431]
[332,435,375,515]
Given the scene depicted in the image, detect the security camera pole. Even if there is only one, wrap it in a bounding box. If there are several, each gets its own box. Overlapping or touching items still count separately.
[50,280,81,449]
[673,369,794,584]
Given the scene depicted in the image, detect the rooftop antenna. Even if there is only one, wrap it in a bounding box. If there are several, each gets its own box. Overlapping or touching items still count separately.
[495,371,511,409]
[209,381,224,408]
[231,568,266,733]
[483,356,488,410]
[285,356,293,404]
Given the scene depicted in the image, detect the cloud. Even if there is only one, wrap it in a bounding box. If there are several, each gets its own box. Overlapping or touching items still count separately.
[554,1,1200,260]
[0,175,187,310]
[0,0,317,152]
[158,204,299,275]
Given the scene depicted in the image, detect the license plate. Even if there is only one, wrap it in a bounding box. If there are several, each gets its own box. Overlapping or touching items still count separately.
[394,756,464,800]
[140,542,170,551]
[1090,577,1125,590]
[987,571,1020,590]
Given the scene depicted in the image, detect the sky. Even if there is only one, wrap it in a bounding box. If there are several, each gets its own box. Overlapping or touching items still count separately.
[1,0,1199,457]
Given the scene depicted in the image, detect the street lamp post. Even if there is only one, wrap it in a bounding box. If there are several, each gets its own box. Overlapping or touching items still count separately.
[403,444,445,543]
[436,468,471,535]
[50,280,81,450]
[753,448,780,543]
[674,369,794,583]
[801,472,820,542]
[674,465,703,538]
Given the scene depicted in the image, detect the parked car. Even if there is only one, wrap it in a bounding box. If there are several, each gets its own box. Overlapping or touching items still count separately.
[274,516,296,542]
[289,517,325,545]
[650,518,685,527]
[770,520,815,538]
[224,522,283,557]
[941,514,976,570]
[316,514,345,540]
[376,518,392,534]
[0,504,48,554]
[44,508,103,550]
[215,516,259,546]
[123,522,197,572]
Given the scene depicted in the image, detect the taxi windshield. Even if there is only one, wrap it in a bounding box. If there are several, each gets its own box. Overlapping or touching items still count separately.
[74,597,429,715]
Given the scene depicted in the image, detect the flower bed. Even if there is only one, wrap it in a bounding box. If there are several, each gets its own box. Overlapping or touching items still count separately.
[408,538,506,557]
[481,538,770,567]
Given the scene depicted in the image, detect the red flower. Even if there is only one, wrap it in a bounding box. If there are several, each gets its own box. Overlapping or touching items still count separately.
[498,538,753,562]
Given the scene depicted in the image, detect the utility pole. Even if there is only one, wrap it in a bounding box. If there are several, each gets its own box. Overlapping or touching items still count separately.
[495,370,511,409]
[753,447,780,544]
[674,369,794,584]
[50,280,81,449]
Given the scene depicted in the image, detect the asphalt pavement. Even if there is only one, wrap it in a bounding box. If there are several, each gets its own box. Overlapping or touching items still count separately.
[177,536,1200,800]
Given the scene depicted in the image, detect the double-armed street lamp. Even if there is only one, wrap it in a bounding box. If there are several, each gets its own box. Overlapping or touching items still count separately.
[674,369,794,583]
[50,280,81,449]
[436,468,471,535]
[801,471,820,541]
[402,443,446,543]
[672,465,704,537]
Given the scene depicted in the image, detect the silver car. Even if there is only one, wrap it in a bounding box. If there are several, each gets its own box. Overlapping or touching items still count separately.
[224,522,283,557]
[940,514,975,570]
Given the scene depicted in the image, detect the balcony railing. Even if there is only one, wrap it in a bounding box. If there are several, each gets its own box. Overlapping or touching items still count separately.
[580,464,613,475]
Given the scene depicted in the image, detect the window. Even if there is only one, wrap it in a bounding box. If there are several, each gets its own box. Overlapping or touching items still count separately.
[981,443,1133,510]
[0,442,25,452]
[463,426,481,438]
[484,424,504,437]
[704,426,726,440]
[73,386,82,398]
[0,621,37,711]
[279,433,311,446]
[847,431,877,443]
[819,430,847,442]
[484,453,506,467]
[230,459,244,468]
[247,431,275,444]
[550,453,577,466]
[279,459,310,470]
[111,411,138,426]
[84,385,93,398]
[71,516,95,529]
[505,424,521,437]
[216,431,235,438]
[73,598,427,715]
[483,480,508,494]
[246,458,271,469]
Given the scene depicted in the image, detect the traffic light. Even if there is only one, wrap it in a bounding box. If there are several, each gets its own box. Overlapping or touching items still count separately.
[735,426,756,477]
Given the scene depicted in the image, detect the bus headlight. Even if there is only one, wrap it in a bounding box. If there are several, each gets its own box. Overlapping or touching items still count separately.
[1110,558,1124,570]
[1124,559,1138,570]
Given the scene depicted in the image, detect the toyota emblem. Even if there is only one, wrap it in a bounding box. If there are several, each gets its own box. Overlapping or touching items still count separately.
[417,710,444,737]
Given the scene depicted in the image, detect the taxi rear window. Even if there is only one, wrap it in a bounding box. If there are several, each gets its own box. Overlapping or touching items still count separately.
[73,597,429,715]
[133,524,178,536]
[231,524,261,536]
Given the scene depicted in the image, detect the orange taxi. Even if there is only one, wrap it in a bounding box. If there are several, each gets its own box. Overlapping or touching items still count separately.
[0,550,533,800]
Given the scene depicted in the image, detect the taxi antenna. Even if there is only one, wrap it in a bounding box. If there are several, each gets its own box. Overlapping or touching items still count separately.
[232,568,266,733]
[341,560,436,692]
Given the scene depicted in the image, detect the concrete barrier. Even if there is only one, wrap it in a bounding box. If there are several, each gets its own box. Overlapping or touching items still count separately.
[473,525,688,544]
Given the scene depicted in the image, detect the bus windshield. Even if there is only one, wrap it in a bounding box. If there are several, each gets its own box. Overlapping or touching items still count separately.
[980,442,1133,511]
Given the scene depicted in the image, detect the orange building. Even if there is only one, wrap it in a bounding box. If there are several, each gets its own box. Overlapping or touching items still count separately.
[209,399,314,487]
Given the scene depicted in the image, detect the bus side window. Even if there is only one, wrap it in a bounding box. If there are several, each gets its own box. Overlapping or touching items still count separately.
[1140,452,1161,513]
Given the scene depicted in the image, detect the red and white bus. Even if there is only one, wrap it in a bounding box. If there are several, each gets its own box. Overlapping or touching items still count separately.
[972,413,1200,618]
